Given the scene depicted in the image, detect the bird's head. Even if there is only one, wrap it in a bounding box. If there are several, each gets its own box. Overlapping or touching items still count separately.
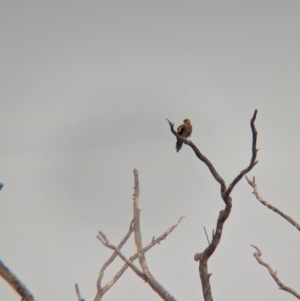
[183,118,191,124]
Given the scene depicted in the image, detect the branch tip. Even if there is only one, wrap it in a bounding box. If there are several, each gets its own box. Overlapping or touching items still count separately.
[166,118,174,127]
[251,244,300,299]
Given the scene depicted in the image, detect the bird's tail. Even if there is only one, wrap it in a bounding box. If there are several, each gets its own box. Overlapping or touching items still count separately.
[176,139,183,152]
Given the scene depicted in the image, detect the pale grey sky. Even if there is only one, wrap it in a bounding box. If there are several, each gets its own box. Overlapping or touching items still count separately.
[1,1,300,301]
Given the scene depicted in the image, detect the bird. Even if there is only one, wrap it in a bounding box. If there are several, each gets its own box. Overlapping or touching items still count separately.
[176,118,192,152]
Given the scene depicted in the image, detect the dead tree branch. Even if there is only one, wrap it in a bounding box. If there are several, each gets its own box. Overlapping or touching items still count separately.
[246,177,300,298]
[168,110,258,301]
[251,245,300,299]
[246,176,300,231]
[166,119,226,194]
[225,110,258,197]
[95,170,183,301]
[97,231,147,280]
[0,260,35,301]
[94,220,134,301]
[75,283,84,301]
[131,169,177,301]
[203,227,210,244]
[95,216,183,300]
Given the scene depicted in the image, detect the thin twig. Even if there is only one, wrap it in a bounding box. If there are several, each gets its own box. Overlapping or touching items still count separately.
[75,283,84,301]
[0,260,35,301]
[203,227,210,244]
[246,176,300,231]
[251,245,300,299]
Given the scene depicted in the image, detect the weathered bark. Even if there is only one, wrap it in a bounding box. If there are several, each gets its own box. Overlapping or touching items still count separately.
[0,260,35,301]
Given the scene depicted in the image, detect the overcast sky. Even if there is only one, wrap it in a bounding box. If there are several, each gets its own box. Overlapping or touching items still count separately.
[1,1,300,301]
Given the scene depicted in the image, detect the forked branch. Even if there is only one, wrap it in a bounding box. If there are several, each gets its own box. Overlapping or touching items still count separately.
[97,231,147,280]
[95,216,183,300]
[94,220,134,301]
[168,110,259,301]
[95,170,182,301]
[225,110,258,197]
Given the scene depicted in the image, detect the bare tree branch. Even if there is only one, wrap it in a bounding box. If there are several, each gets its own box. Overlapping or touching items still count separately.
[166,119,226,194]
[246,176,300,231]
[251,245,300,299]
[246,175,300,298]
[131,169,177,301]
[168,110,258,301]
[133,169,145,265]
[94,220,134,301]
[99,227,176,301]
[225,110,258,197]
[95,170,183,301]
[97,220,134,288]
[97,231,146,280]
[203,227,210,244]
[194,199,232,301]
[0,260,35,301]
[95,216,184,301]
[75,283,84,301]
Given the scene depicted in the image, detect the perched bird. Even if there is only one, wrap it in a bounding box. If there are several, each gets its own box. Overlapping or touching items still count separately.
[176,118,192,152]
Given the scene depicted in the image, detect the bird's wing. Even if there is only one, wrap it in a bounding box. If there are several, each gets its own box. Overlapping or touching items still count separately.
[177,124,185,136]
[186,124,192,137]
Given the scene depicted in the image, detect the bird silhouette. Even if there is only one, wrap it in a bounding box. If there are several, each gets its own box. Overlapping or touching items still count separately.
[176,118,192,152]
